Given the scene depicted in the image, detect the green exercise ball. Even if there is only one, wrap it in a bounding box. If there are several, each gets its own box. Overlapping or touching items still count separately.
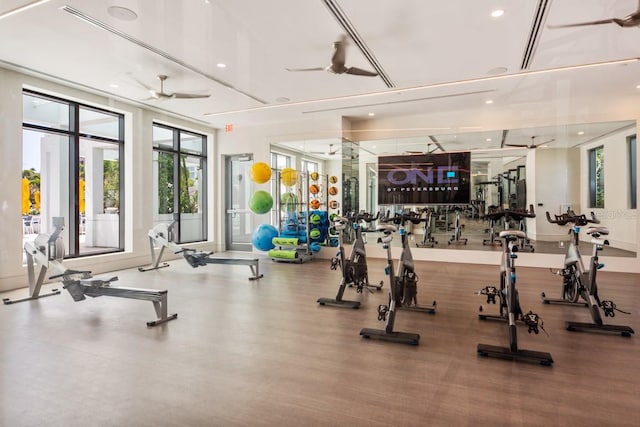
[249,190,273,214]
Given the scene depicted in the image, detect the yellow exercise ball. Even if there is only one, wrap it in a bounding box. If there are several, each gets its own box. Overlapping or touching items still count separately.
[250,162,272,184]
[280,167,298,187]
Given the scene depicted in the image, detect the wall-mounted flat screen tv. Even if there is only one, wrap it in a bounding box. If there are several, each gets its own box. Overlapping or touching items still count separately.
[377,152,471,205]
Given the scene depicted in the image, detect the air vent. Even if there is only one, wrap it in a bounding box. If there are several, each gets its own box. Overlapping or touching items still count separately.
[322,0,394,88]
[521,0,553,70]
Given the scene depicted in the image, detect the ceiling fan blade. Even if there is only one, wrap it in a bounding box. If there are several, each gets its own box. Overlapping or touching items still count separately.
[548,18,616,29]
[171,92,211,99]
[130,76,155,92]
[286,67,325,72]
[345,67,378,77]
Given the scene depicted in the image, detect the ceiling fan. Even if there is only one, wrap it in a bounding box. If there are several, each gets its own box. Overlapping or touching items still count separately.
[310,143,342,156]
[506,136,555,149]
[548,1,640,28]
[403,142,441,155]
[136,75,211,100]
[286,34,378,77]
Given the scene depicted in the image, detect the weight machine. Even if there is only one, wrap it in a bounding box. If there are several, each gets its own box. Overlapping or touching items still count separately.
[139,214,263,280]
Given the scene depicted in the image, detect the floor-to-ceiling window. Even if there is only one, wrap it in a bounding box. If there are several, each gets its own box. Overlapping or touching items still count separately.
[589,146,604,209]
[152,123,207,243]
[630,135,637,209]
[22,90,124,258]
[270,151,291,226]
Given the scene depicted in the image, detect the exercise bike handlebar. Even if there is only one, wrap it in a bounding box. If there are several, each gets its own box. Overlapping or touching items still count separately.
[381,212,425,226]
[485,207,536,221]
[356,211,380,223]
[546,211,599,226]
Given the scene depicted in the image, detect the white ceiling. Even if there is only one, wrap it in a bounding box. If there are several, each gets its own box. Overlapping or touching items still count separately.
[1,0,639,154]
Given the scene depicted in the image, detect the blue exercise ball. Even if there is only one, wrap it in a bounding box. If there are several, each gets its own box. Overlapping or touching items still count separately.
[251,224,279,251]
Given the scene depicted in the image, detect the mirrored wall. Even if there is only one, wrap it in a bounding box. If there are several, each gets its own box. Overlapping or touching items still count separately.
[272,119,637,257]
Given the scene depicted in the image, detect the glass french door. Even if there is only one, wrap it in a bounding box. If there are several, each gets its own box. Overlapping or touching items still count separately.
[225,154,255,251]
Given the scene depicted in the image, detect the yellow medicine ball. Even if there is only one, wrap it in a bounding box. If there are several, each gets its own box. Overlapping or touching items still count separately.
[280,167,298,187]
[310,171,319,181]
[249,162,272,184]
[329,175,338,184]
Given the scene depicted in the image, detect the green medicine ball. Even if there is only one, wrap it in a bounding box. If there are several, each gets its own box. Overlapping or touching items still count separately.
[249,190,273,214]
[310,228,321,239]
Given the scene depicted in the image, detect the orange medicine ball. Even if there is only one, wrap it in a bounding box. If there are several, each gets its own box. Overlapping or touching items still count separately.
[328,186,338,196]
[309,184,320,194]
[310,199,320,210]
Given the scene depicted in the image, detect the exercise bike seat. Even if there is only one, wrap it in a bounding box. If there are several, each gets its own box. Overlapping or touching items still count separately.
[499,230,526,239]
[376,224,397,234]
[586,227,609,236]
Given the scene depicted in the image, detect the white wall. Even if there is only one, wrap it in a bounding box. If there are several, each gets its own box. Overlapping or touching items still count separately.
[531,147,572,240]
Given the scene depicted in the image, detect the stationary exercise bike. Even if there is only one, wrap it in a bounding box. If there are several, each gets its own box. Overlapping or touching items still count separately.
[482,207,504,247]
[317,212,383,309]
[447,206,467,245]
[416,207,438,248]
[389,212,437,313]
[477,229,553,365]
[543,211,634,337]
[360,224,420,345]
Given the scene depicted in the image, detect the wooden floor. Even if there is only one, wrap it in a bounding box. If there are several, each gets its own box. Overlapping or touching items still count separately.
[1,254,639,426]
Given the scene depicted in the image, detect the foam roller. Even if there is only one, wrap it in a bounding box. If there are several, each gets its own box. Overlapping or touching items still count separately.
[272,237,299,246]
[268,249,298,259]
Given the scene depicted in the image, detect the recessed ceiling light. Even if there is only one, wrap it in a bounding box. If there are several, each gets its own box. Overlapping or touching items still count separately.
[491,9,504,18]
[485,99,494,104]
[216,63,227,68]
[107,6,137,21]
[636,84,640,89]
[109,83,119,88]
[486,138,492,142]
[368,112,375,116]
[372,145,377,149]
[577,131,585,135]
[275,97,290,103]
